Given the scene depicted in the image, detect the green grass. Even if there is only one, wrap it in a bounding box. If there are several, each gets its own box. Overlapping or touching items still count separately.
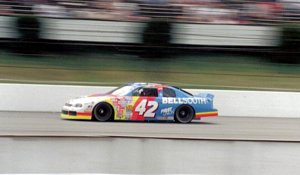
[0,51,300,91]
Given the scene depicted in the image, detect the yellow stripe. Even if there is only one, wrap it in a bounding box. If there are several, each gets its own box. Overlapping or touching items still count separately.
[196,111,218,115]
[61,114,92,120]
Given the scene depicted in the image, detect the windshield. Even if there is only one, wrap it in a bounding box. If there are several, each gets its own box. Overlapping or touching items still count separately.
[172,86,194,97]
[110,85,134,96]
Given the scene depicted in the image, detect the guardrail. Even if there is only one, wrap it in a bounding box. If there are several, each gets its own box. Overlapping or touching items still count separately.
[1,83,299,118]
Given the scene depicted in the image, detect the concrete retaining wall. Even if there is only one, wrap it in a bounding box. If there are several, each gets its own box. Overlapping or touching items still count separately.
[1,83,299,118]
[1,137,300,174]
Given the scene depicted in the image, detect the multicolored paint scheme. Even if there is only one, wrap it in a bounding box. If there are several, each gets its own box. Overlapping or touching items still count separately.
[61,83,218,121]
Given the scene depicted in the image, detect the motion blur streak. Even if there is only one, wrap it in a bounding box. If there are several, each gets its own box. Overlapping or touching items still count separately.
[0,0,298,23]
[0,0,299,89]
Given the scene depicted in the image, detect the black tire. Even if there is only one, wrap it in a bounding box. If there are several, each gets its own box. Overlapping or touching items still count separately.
[93,102,114,122]
[174,105,195,123]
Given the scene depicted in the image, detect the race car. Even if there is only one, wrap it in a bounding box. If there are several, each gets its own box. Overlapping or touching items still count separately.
[61,82,218,123]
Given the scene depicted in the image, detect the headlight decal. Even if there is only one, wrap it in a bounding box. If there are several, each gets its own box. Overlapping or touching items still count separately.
[74,103,83,108]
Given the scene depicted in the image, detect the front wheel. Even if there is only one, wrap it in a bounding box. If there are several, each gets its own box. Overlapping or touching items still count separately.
[174,105,195,123]
[93,102,114,122]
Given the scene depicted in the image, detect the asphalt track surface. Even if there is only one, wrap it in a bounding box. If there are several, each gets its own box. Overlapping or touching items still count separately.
[0,112,300,142]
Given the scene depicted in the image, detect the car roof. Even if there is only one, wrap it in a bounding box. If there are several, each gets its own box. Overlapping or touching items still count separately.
[125,82,193,96]
[127,82,168,89]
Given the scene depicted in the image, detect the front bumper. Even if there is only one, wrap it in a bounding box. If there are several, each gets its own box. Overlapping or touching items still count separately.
[61,110,92,120]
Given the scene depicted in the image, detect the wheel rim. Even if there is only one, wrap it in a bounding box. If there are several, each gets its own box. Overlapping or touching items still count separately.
[176,105,194,123]
[94,103,112,121]
[179,107,189,119]
[97,107,107,117]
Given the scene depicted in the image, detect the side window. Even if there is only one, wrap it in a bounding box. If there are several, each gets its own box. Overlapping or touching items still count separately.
[163,88,176,97]
[132,87,141,96]
[132,88,158,97]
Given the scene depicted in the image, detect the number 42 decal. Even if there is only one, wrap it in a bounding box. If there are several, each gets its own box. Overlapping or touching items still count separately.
[135,99,158,117]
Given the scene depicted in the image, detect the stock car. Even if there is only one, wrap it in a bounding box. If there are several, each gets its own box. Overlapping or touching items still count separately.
[61,82,218,123]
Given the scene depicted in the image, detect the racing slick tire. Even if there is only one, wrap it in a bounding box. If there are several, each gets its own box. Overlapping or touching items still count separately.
[174,105,195,123]
[93,102,114,122]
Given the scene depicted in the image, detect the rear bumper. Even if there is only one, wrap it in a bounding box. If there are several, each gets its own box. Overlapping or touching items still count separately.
[61,110,92,120]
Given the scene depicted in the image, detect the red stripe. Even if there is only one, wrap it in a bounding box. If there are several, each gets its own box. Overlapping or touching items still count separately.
[77,112,92,116]
[195,112,218,119]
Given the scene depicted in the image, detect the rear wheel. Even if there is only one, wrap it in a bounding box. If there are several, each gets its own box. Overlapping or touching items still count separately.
[93,102,114,122]
[174,105,194,123]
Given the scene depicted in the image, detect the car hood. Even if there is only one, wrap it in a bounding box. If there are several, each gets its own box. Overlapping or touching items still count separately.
[67,95,109,105]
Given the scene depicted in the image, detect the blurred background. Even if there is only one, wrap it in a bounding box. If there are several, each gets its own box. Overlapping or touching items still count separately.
[0,0,299,90]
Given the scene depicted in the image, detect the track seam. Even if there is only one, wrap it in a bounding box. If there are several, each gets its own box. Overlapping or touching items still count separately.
[1,134,300,143]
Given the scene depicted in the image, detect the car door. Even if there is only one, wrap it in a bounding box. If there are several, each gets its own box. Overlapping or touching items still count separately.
[130,87,159,121]
[157,87,177,120]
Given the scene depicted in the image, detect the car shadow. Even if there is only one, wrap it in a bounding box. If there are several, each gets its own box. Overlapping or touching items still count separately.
[62,118,217,125]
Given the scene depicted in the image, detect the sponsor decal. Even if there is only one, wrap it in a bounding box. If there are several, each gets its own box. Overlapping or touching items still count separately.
[112,98,124,118]
[84,102,94,112]
[121,97,132,107]
[162,97,207,104]
[124,110,132,119]
[161,107,173,116]
[126,105,133,110]
[110,97,136,120]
